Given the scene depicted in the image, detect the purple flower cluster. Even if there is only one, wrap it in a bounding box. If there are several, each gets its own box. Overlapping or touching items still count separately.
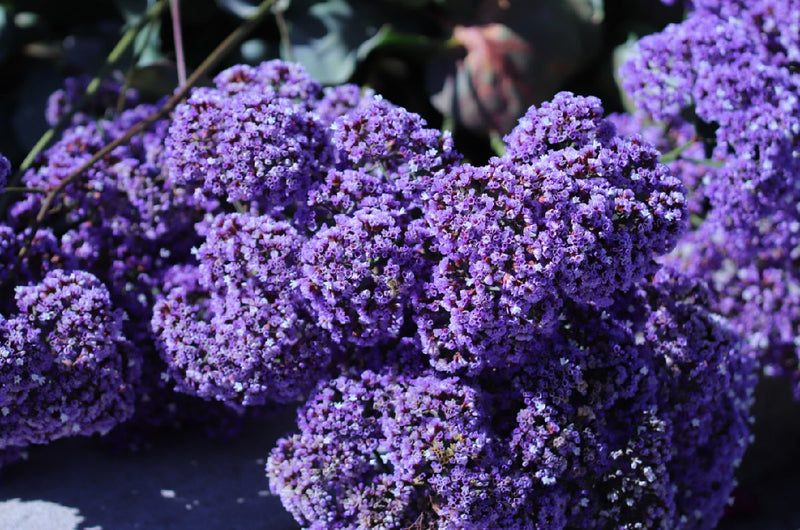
[44,74,140,127]
[416,92,687,373]
[152,213,333,406]
[621,0,800,225]
[165,60,335,209]
[153,61,461,407]
[0,56,759,529]
[607,112,715,219]
[2,75,245,445]
[0,226,68,314]
[0,153,10,195]
[0,270,137,453]
[620,0,800,397]
[268,269,754,529]
[257,81,750,528]
[331,95,461,179]
[299,208,427,347]
[267,366,495,529]
[665,216,800,397]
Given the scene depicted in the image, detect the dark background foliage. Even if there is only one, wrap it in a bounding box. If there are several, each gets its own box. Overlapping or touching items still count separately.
[0,0,683,167]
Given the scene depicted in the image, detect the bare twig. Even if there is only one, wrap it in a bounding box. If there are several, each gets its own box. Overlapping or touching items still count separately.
[273,7,294,63]
[170,0,187,86]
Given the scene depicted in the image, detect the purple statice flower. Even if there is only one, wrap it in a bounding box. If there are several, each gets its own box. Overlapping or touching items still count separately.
[306,167,400,222]
[620,0,800,399]
[307,98,460,229]
[607,112,715,220]
[618,268,756,529]
[503,91,613,164]
[212,59,324,107]
[152,213,333,406]
[416,160,560,374]
[620,0,800,225]
[192,212,304,294]
[0,152,10,195]
[17,96,234,439]
[0,225,72,314]
[0,270,138,454]
[416,92,687,373]
[665,215,800,398]
[304,94,460,232]
[23,101,204,242]
[331,95,461,182]
[267,364,508,529]
[299,207,428,347]
[21,122,107,217]
[501,93,687,304]
[165,64,335,209]
[21,99,203,346]
[267,267,754,529]
[314,84,375,128]
[22,98,205,316]
[44,74,140,127]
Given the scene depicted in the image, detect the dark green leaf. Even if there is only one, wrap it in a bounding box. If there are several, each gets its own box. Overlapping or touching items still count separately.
[283,0,387,84]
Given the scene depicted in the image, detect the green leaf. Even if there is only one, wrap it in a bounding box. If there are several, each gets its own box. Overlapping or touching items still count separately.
[283,0,387,84]
[0,5,10,64]
[114,0,164,66]
[214,0,262,18]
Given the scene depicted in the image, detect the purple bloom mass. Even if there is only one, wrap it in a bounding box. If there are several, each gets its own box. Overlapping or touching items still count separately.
[299,207,427,347]
[152,213,333,406]
[621,0,800,225]
[621,0,800,395]
[45,74,140,127]
[8,79,241,440]
[165,61,334,208]
[0,152,10,195]
[268,270,754,529]
[416,92,687,373]
[0,270,137,453]
[0,54,759,528]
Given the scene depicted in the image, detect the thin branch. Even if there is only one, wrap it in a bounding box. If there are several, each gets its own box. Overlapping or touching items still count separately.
[658,137,697,164]
[9,0,276,282]
[274,8,294,62]
[170,0,187,86]
[2,187,48,194]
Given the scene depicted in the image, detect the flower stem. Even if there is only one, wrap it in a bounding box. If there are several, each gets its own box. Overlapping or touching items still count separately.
[170,0,187,87]
[658,138,696,164]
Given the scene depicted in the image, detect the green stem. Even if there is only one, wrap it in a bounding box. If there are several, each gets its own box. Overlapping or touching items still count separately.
[682,157,725,168]
[489,131,506,158]
[2,187,47,194]
[658,137,696,164]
